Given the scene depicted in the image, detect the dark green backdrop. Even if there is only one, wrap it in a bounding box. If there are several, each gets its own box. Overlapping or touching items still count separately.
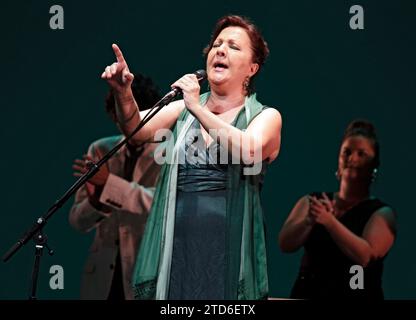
[1,0,415,299]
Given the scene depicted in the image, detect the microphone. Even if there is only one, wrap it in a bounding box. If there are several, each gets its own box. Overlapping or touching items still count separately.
[161,69,207,101]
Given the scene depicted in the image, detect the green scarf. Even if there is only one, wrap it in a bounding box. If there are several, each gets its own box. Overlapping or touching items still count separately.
[133,92,269,300]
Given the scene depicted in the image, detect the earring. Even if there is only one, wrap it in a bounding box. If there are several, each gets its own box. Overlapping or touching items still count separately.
[372,168,378,182]
[335,169,341,180]
[243,77,250,93]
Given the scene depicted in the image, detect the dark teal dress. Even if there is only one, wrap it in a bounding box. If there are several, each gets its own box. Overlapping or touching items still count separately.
[168,118,229,299]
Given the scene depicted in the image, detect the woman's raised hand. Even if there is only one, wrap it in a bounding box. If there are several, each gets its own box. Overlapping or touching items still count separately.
[101,44,134,93]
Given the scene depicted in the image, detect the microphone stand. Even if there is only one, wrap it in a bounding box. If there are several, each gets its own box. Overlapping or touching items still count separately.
[29,231,54,300]
[2,90,178,299]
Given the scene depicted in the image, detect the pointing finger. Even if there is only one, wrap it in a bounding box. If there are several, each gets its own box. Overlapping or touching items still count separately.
[112,43,125,63]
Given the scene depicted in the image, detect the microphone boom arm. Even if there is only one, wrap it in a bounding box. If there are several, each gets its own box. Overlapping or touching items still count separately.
[2,69,206,263]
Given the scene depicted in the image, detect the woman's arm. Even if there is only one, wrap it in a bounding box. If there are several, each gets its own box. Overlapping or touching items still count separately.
[173,73,281,163]
[192,106,282,163]
[325,207,396,267]
[102,44,184,143]
[310,195,397,267]
[278,196,316,253]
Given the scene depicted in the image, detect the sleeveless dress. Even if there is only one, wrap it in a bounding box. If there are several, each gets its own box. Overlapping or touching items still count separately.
[168,117,230,299]
[291,192,390,299]
[132,94,270,300]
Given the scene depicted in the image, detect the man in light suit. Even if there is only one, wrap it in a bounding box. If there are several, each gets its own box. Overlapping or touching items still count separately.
[69,73,161,300]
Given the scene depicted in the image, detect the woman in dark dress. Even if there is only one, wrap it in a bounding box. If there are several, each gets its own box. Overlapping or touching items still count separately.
[101,15,282,299]
[279,120,397,299]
